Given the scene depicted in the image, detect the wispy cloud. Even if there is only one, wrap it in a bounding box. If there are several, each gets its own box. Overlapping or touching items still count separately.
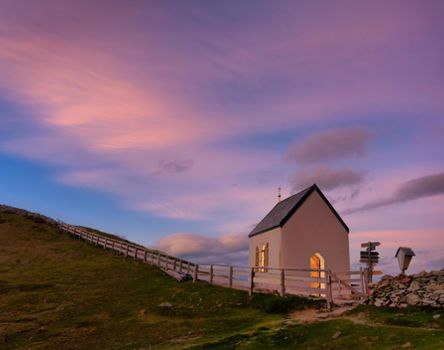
[345,172,444,214]
[158,159,194,174]
[0,0,443,258]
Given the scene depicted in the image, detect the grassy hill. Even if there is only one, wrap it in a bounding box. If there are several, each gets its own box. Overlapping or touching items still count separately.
[0,208,443,349]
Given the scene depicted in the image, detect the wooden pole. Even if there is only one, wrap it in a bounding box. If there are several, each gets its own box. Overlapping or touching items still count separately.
[367,242,373,283]
[134,248,138,260]
[104,238,108,249]
[363,267,369,296]
[173,258,177,271]
[125,244,129,257]
[179,260,183,274]
[210,265,213,285]
[280,269,286,296]
[359,267,366,295]
[193,264,198,282]
[157,252,161,266]
[144,251,148,263]
[229,266,233,288]
[326,270,333,310]
[249,267,255,296]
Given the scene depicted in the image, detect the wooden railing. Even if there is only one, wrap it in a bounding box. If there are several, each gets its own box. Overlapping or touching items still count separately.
[58,221,370,307]
[58,222,197,279]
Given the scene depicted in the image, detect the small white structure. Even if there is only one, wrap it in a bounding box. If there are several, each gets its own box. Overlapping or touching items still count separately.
[395,247,415,274]
[249,184,350,274]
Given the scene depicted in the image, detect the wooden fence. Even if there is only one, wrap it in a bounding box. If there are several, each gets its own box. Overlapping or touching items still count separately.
[58,222,370,307]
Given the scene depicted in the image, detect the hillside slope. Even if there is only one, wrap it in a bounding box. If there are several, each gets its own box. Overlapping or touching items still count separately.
[1,208,443,350]
[0,209,282,349]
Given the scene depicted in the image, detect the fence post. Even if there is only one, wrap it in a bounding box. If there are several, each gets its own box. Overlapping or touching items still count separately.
[157,252,161,266]
[326,269,333,310]
[249,267,255,296]
[193,264,198,282]
[210,265,214,285]
[187,262,191,275]
[144,251,148,263]
[173,258,177,271]
[280,269,286,296]
[229,266,233,288]
[179,260,183,274]
[104,238,108,249]
[125,244,129,257]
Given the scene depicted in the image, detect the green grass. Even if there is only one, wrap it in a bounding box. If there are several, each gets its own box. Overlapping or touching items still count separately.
[0,210,299,349]
[0,209,443,349]
[348,305,444,329]
[191,319,444,349]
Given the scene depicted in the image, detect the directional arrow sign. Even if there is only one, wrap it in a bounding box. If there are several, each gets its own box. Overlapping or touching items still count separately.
[360,251,379,258]
[360,259,379,264]
[361,242,381,249]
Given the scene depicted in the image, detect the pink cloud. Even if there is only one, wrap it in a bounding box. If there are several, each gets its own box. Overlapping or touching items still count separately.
[0,0,442,251]
[154,231,248,264]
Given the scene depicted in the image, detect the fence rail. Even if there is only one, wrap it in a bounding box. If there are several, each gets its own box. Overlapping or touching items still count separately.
[58,221,371,307]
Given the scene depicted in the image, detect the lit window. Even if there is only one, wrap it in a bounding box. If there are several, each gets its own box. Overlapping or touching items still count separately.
[258,243,269,272]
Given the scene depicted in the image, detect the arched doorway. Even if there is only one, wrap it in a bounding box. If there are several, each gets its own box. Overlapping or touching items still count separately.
[310,253,325,289]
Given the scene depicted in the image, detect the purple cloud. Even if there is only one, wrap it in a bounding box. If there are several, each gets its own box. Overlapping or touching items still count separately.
[291,166,365,192]
[286,127,374,164]
[159,159,194,174]
[345,171,444,214]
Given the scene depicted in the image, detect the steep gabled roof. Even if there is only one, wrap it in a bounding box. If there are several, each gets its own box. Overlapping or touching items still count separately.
[248,184,349,238]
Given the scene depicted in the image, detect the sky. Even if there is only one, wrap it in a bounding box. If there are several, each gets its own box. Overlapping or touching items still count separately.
[0,0,443,275]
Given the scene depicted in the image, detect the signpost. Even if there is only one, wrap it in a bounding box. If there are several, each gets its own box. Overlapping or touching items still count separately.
[360,241,380,283]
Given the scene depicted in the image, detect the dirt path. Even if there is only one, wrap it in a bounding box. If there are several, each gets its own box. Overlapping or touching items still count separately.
[289,304,367,325]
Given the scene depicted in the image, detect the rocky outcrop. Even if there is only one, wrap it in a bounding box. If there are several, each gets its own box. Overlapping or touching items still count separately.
[367,270,444,308]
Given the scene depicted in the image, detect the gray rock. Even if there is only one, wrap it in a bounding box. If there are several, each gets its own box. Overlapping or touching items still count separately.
[159,302,173,308]
[408,280,421,291]
[406,294,420,306]
[332,331,341,339]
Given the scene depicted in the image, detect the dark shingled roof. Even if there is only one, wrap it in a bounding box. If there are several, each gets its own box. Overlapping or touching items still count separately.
[395,247,416,257]
[248,184,349,237]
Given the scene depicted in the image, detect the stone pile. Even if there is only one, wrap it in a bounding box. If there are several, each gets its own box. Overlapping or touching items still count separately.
[367,270,444,308]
